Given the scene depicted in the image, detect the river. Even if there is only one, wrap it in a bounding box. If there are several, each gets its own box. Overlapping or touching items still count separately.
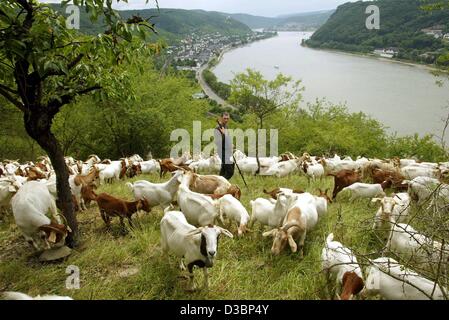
[212,32,449,143]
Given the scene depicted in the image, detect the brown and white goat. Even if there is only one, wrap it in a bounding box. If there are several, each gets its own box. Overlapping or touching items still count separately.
[96,193,151,229]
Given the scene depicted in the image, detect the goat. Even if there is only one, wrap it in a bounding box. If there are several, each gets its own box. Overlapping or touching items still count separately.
[340,180,392,201]
[11,181,70,250]
[160,210,233,291]
[372,193,410,233]
[2,292,73,300]
[386,223,449,272]
[263,187,304,200]
[127,170,183,210]
[177,171,220,226]
[328,169,362,200]
[263,192,318,257]
[250,192,297,230]
[321,233,364,300]
[363,257,447,300]
[81,183,98,208]
[0,177,22,215]
[216,194,250,236]
[96,193,151,229]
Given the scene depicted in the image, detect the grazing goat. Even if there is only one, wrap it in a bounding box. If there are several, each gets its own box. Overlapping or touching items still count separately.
[160,210,233,291]
[263,193,319,256]
[407,176,449,205]
[96,193,150,229]
[372,193,410,233]
[81,184,98,208]
[263,187,304,200]
[216,194,250,236]
[127,170,183,210]
[328,169,362,200]
[340,180,392,201]
[386,223,449,272]
[250,192,296,229]
[363,257,447,300]
[321,233,364,300]
[177,172,219,226]
[11,181,70,250]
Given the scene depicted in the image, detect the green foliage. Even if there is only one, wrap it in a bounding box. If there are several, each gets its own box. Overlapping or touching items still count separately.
[306,0,449,64]
[202,69,231,100]
[51,59,212,160]
[49,4,252,43]
[225,11,333,30]
[229,69,303,127]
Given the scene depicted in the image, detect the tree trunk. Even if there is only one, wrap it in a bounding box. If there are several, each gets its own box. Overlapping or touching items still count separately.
[23,110,79,248]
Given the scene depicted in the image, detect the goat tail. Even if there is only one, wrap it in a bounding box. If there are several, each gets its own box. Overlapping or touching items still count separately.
[125,182,134,192]
[326,233,334,245]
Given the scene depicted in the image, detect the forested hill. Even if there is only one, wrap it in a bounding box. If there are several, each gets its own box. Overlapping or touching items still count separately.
[305,0,449,65]
[220,10,334,30]
[48,5,252,42]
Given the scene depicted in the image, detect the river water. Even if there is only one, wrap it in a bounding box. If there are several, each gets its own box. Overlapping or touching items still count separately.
[213,32,449,142]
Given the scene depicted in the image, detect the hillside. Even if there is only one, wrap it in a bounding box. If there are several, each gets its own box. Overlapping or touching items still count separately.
[220,10,333,31]
[305,0,449,65]
[48,5,252,42]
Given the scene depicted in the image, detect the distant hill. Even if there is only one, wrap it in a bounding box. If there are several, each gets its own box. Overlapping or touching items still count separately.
[305,0,449,65]
[48,5,252,42]
[219,10,334,30]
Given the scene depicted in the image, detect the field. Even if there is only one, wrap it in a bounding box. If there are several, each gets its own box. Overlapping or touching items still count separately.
[0,172,442,300]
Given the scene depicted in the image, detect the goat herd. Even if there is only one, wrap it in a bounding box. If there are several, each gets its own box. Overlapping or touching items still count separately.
[1,151,449,300]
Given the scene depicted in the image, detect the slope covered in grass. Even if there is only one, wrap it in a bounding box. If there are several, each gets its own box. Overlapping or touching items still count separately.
[0,172,444,299]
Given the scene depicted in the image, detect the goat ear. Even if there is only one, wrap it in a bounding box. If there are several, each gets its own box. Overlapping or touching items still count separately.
[186,227,203,237]
[262,229,277,238]
[288,235,297,252]
[371,198,382,203]
[217,226,233,238]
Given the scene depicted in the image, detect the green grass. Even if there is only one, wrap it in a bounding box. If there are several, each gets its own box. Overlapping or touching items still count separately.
[0,172,444,299]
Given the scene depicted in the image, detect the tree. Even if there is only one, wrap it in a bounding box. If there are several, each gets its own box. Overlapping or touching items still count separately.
[229,68,303,173]
[0,0,158,247]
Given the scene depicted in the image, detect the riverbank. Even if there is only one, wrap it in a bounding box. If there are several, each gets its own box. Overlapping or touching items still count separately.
[197,32,279,109]
[301,42,449,74]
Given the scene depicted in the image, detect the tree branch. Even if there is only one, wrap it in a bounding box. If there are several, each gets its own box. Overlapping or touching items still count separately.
[0,85,25,111]
[46,85,102,115]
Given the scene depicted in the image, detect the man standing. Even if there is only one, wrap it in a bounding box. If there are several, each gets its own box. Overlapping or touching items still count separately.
[215,112,235,180]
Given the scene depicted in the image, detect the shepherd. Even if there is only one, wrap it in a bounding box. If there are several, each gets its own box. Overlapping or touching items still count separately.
[215,112,235,180]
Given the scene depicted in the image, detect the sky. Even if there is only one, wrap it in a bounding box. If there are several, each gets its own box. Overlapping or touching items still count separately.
[39,0,356,17]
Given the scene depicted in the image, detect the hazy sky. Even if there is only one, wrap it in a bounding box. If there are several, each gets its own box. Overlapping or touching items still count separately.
[40,0,355,17]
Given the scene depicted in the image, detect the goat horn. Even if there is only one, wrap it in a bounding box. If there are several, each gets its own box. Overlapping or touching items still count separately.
[282,221,301,232]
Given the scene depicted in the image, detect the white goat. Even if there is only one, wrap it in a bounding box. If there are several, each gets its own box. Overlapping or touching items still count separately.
[363,257,447,300]
[177,172,219,226]
[126,170,183,210]
[2,292,73,300]
[372,193,410,231]
[11,181,70,250]
[321,233,364,300]
[216,194,250,236]
[160,210,233,291]
[250,192,296,229]
[408,176,449,205]
[340,182,390,201]
[386,223,449,272]
[0,177,22,214]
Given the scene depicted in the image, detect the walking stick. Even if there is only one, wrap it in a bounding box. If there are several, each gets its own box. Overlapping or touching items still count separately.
[232,150,248,189]
[216,119,248,189]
